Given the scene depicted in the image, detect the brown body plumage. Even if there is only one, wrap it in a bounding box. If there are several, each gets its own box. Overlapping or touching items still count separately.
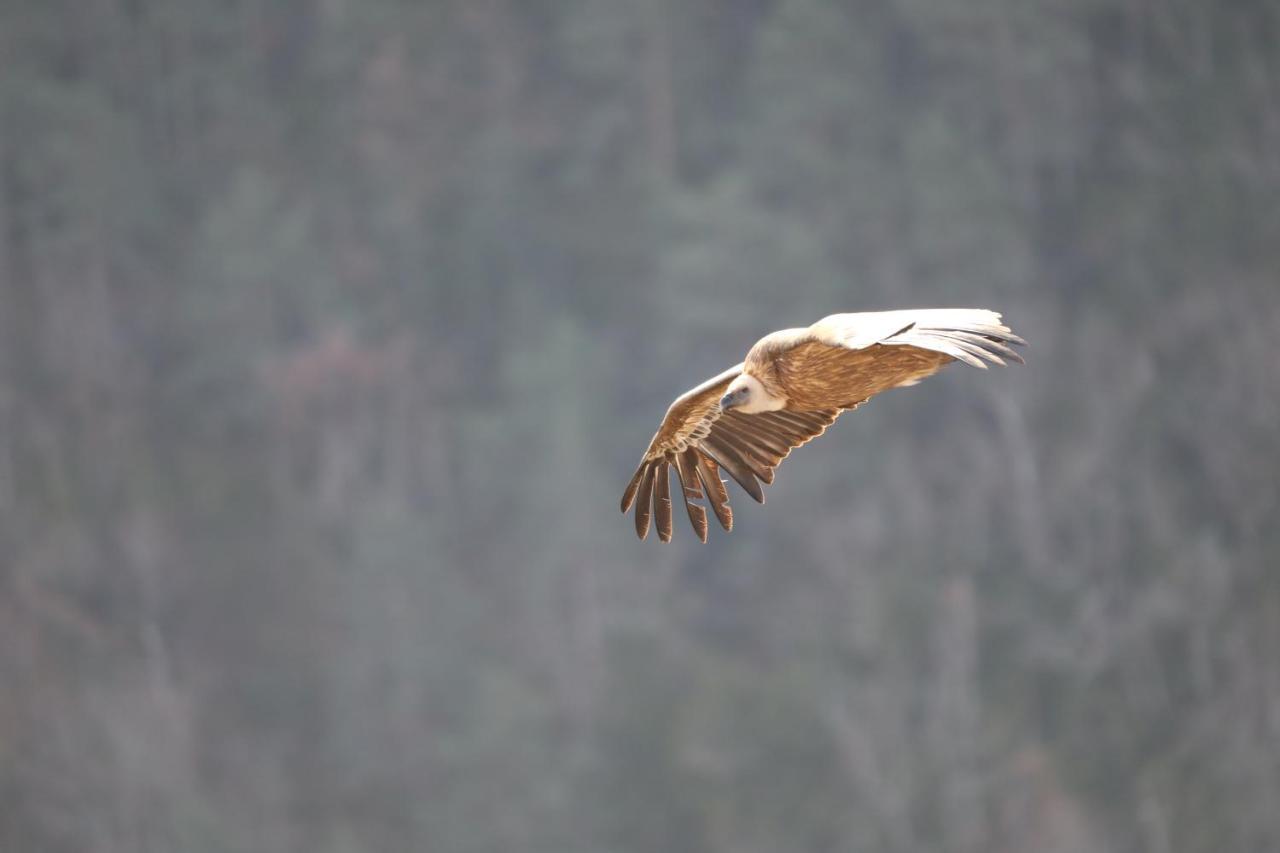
[621,309,1025,541]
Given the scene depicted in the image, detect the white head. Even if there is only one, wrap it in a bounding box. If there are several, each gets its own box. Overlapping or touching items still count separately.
[719,374,786,414]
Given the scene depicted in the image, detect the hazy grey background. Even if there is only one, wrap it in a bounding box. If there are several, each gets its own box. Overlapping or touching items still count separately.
[2,1,1278,851]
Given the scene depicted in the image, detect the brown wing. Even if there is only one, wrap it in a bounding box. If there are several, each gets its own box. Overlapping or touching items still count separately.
[772,309,1025,410]
[621,364,846,542]
[620,364,741,541]
[773,341,953,409]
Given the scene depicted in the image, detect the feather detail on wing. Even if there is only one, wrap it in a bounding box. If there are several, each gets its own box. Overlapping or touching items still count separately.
[811,309,1025,366]
[773,309,1026,409]
[621,365,844,540]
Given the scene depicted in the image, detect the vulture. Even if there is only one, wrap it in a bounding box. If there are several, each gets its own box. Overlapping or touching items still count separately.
[621,309,1025,542]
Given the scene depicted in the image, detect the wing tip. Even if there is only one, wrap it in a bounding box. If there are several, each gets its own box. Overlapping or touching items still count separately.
[633,462,655,539]
[621,460,648,513]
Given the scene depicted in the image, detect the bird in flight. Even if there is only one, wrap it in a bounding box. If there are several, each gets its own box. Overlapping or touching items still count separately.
[621,309,1025,541]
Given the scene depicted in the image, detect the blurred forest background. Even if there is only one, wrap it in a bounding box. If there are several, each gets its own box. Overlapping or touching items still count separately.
[2,1,1279,851]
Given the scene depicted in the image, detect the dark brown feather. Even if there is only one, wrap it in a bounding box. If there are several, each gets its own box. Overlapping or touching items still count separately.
[653,459,673,543]
[634,462,655,539]
[673,450,709,542]
[620,463,646,513]
[766,410,829,431]
[702,436,765,503]
[745,415,821,450]
[720,414,794,457]
[737,418,799,447]
[715,418,786,459]
[711,427,779,482]
[694,452,733,531]
[673,449,704,500]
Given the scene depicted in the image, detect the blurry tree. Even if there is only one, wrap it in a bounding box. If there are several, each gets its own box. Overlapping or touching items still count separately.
[0,1,1277,852]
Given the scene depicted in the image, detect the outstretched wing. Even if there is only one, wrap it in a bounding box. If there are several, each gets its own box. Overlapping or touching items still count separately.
[622,309,1026,542]
[811,309,1024,366]
[773,309,1026,408]
[620,364,844,542]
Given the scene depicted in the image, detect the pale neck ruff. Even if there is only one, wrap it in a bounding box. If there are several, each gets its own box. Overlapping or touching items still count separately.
[734,375,787,414]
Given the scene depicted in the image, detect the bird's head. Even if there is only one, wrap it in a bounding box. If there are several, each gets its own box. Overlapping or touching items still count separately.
[720,374,779,413]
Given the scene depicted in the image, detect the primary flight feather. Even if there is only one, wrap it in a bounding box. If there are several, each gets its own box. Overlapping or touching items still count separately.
[621,309,1026,542]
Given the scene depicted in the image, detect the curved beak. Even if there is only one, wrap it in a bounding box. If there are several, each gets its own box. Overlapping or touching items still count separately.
[719,389,741,410]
